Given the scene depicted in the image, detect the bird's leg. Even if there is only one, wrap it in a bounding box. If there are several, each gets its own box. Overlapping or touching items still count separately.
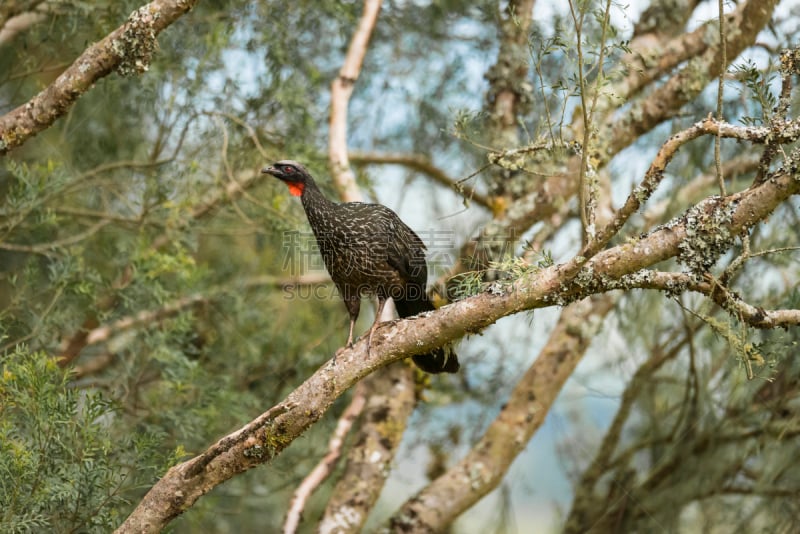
[346,317,356,348]
[335,317,357,364]
[366,298,387,358]
[335,293,361,363]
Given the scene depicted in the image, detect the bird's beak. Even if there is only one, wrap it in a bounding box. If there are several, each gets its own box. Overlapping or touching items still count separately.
[261,165,280,177]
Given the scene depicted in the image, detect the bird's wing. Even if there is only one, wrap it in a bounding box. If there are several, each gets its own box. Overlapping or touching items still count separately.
[385,213,428,286]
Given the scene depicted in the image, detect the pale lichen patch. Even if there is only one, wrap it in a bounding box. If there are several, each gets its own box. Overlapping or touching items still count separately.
[114,6,161,76]
[677,196,737,280]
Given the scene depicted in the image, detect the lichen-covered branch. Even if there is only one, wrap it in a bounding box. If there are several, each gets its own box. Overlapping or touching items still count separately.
[617,271,800,329]
[484,0,535,198]
[0,0,199,155]
[584,116,796,260]
[643,154,761,226]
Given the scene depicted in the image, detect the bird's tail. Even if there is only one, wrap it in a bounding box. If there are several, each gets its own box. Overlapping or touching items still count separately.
[394,289,460,374]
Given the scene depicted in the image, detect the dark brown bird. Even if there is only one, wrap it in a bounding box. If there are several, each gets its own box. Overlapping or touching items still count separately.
[262,160,459,373]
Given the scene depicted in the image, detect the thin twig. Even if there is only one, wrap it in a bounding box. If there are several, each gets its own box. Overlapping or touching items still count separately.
[715,0,728,196]
[567,0,591,245]
[350,151,492,210]
[202,110,271,160]
[584,0,613,241]
[0,220,111,256]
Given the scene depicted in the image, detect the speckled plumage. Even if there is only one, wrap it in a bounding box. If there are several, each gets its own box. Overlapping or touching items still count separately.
[263,160,459,374]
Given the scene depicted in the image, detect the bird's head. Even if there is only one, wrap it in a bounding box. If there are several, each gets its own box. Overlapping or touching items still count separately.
[261,160,312,197]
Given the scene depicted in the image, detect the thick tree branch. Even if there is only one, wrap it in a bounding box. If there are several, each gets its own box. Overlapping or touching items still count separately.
[0,0,199,155]
[318,365,415,533]
[183,402,296,479]
[282,385,366,534]
[0,4,46,46]
[615,0,709,105]
[328,0,381,202]
[484,0,536,198]
[0,0,44,27]
[116,163,800,533]
[632,0,702,38]
[618,271,800,329]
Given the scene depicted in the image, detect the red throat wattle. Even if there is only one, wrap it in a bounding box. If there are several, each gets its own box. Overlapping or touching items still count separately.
[287,182,304,197]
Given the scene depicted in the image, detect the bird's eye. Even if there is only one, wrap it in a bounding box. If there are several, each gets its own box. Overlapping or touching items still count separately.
[284,166,295,173]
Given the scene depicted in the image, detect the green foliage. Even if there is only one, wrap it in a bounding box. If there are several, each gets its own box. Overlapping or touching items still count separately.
[449,269,485,300]
[0,347,170,533]
[731,58,778,125]
[449,254,543,300]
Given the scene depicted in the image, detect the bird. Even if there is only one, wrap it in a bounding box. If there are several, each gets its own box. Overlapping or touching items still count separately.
[262,160,459,374]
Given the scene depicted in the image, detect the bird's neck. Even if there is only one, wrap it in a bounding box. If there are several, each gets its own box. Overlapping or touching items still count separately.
[300,179,336,217]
